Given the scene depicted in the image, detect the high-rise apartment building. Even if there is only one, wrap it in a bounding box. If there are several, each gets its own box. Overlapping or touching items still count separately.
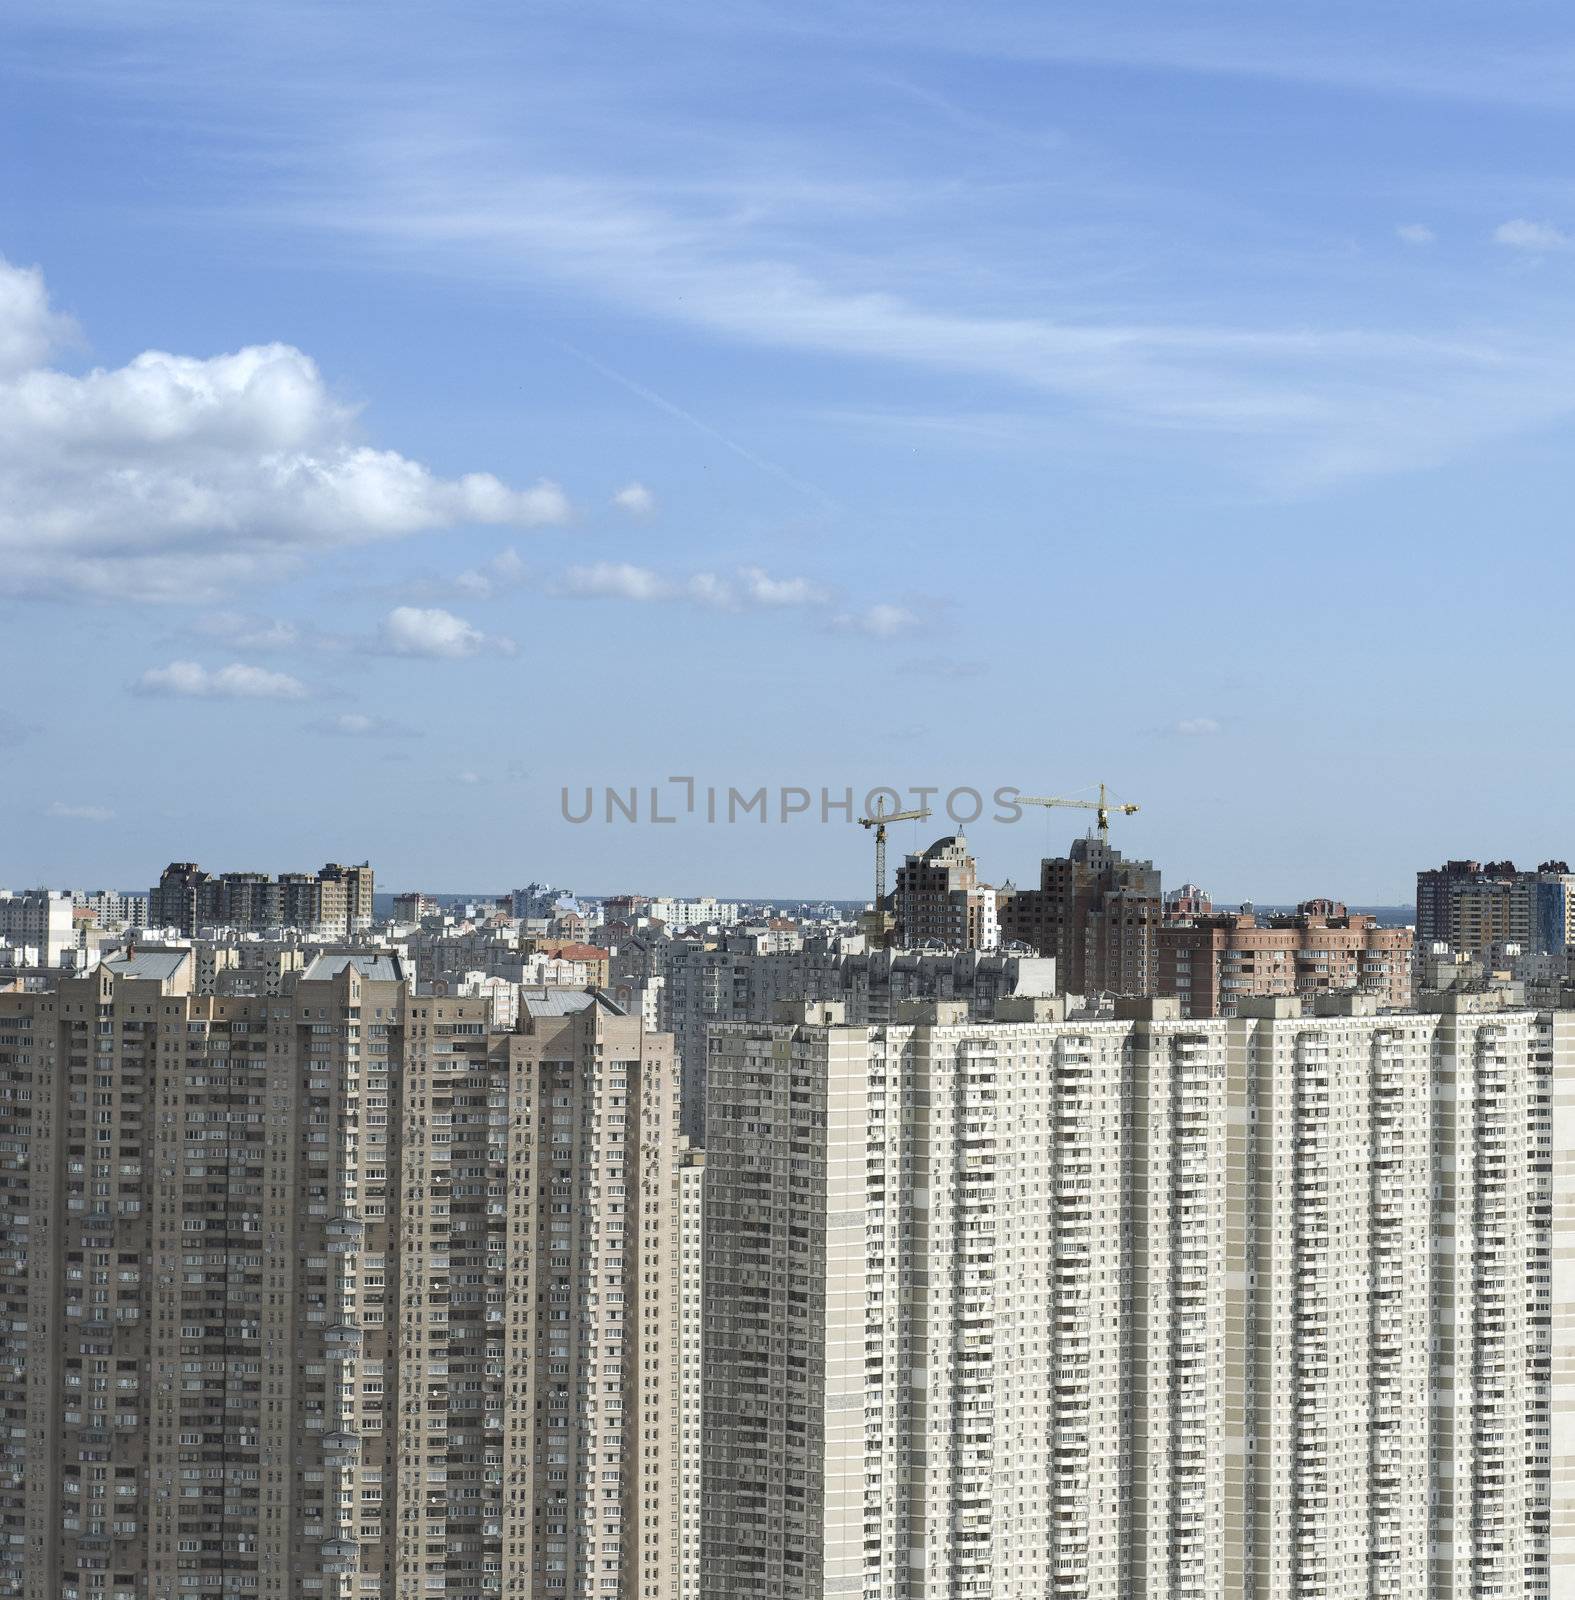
[700,991,1574,1598]
[648,942,1055,1140]
[892,834,997,950]
[0,888,76,966]
[1417,858,1575,958]
[645,899,739,934]
[1157,899,1412,1017]
[149,863,376,937]
[998,835,1161,994]
[0,955,685,1600]
[71,893,150,933]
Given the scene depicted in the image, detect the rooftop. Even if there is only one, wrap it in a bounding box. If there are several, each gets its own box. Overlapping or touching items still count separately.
[301,952,405,984]
[102,949,190,982]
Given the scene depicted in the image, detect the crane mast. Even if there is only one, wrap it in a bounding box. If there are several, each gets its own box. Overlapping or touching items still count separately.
[856,804,931,945]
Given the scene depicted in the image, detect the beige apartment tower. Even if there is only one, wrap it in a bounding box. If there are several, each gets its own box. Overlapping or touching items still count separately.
[0,953,685,1600]
[700,992,1575,1598]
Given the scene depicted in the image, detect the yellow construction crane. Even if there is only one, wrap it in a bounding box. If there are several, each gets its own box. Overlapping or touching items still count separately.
[1016,782,1139,845]
[857,804,931,916]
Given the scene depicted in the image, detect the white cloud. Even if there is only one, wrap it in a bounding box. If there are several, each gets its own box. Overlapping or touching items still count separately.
[46,800,115,823]
[1395,223,1435,246]
[451,547,528,599]
[737,566,830,606]
[133,660,310,699]
[612,481,655,515]
[308,711,418,737]
[563,562,677,603]
[1175,716,1221,736]
[562,561,832,615]
[294,153,1575,490]
[1493,218,1571,251]
[833,603,918,639]
[0,256,572,600]
[377,605,515,659]
[457,770,484,785]
[0,259,76,376]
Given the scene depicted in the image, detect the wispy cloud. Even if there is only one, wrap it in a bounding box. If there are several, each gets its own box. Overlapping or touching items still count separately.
[1175,716,1222,736]
[832,602,918,639]
[46,800,115,823]
[191,611,302,651]
[561,561,832,613]
[306,711,420,738]
[133,660,311,699]
[28,3,1575,504]
[1395,223,1435,246]
[1493,218,1572,251]
[270,135,1575,492]
[560,342,837,507]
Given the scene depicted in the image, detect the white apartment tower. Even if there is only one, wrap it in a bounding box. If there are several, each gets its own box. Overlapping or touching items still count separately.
[700,991,1575,1598]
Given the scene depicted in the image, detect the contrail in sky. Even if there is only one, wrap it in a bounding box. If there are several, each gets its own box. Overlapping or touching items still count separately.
[556,340,841,513]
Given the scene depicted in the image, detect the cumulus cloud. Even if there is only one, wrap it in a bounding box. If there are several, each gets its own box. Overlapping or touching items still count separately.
[1175,716,1222,736]
[1395,223,1435,246]
[0,260,76,375]
[133,660,310,699]
[46,800,115,822]
[612,481,655,515]
[307,711,419,738]
[376,605,515,659]
[0,256,572,600]
[1493,219,1571,251]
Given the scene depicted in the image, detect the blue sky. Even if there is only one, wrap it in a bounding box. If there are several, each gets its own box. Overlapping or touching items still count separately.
[4,0,1575,901]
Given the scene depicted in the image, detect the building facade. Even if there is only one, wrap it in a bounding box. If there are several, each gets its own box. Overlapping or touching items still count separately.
[0,889,76,966]
[1156,900,1412,1017]
[700,991,1574,1598]
[71,893,150,933]
[149,864,376,937]
[998,835,1161,995]
[892,835,997,950]
[1417,858,1575,959]
[0,956,686,1600]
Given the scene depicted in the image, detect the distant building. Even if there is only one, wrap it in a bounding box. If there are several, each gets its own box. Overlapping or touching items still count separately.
[0,888,75,966]
[1157,899,1412,1016]
[509,881,565,919]
[391,891,439,921]
[648,895,740,931]
[70,889,150,931]
[149,860,375,935]
[602,892,651,925]
[1164,881,1212,919]
[892,832,999,949]
[999,835,1161,995]
[1416,857,1575,958]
